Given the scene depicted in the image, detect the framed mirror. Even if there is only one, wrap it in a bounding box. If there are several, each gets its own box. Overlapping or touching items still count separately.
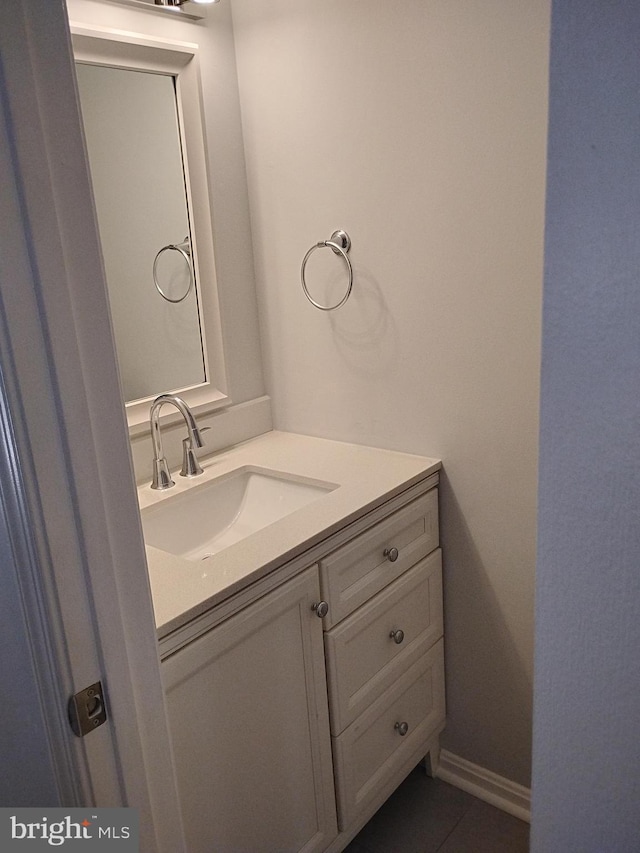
[71,24,229,431]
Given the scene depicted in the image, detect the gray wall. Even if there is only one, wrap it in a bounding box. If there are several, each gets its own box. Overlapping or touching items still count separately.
[232,0,550,788]
[532,0,640,848]
[0,494,60,806]
[0,23,61,805]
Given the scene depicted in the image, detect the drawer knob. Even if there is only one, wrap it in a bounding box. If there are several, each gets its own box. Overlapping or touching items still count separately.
[312,601,329,618]
[394,721,409,737]
[383,547,399,563]
[389,629,405,645]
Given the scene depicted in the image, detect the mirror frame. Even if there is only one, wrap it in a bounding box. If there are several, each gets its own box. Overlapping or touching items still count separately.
[71,23,229,434]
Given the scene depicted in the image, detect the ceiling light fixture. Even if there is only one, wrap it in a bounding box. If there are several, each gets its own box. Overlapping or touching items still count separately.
[155,0,220,7]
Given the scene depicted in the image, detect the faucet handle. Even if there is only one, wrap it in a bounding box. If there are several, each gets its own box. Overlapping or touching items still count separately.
[196,425,211,444]
[181,427,210,478]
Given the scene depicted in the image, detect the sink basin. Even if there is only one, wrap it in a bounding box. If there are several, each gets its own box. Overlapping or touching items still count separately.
[141,466,338,561]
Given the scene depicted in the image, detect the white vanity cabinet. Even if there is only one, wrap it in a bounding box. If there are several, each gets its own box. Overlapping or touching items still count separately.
[159,474,444,853]
[162,566,337,853]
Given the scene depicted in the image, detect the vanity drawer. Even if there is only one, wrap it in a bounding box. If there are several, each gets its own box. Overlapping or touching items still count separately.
[332,640,445,830]
[320,488,439,627]
[324,549,443,735]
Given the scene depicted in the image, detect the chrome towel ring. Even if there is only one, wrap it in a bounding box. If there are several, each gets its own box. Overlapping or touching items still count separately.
[153,236,194,303]
[301,229,353,311]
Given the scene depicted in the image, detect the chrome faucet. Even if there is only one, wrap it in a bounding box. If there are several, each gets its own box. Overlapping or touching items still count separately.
[149,394,207,490]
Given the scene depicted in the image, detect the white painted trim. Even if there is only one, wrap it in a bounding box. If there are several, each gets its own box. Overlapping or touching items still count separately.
[435,750,531,823]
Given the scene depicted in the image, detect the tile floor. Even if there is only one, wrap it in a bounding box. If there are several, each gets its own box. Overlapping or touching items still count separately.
[344,767,529,853]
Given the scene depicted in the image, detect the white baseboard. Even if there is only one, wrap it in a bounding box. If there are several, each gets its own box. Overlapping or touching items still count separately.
[434,749,531,823]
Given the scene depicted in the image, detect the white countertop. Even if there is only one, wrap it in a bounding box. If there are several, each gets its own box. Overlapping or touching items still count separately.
[139,431,440,637]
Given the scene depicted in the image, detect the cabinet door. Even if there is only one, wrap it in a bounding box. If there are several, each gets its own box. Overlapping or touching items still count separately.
[162,566,337,853]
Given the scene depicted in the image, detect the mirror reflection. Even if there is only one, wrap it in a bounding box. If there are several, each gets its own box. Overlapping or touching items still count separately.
[76,62,206,403]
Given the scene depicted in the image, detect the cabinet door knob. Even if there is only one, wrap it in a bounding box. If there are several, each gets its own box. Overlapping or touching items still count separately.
[394,721,409,736]
[389,629,405,645]
[383,547,399,562]
[312,601,329,618]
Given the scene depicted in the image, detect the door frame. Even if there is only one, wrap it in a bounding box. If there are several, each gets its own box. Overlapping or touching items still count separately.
[0,1,185,849]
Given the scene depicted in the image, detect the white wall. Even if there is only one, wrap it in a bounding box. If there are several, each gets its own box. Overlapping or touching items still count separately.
[231,0,550,787]
[532,1,640,848]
